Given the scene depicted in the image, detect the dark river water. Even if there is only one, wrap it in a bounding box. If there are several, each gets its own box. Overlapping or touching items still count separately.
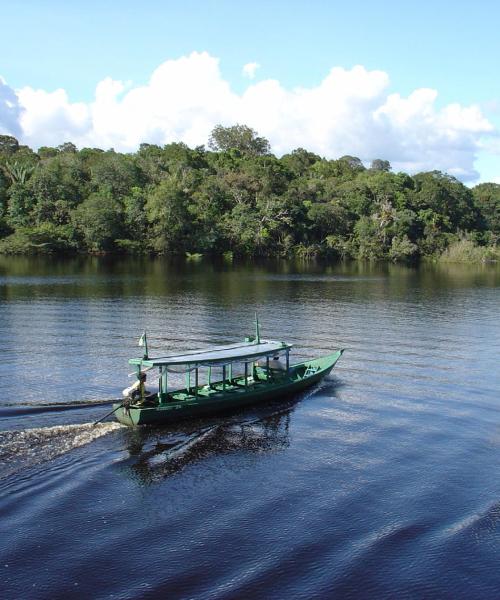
[0,256,499,599]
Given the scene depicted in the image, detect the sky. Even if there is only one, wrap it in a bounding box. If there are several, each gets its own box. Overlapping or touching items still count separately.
[1,0,499,184]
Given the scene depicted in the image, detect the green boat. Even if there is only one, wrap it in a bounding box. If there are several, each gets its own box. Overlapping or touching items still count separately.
[113,323,344,427]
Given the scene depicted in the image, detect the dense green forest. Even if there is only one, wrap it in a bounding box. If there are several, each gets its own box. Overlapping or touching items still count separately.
[0,126,499,262]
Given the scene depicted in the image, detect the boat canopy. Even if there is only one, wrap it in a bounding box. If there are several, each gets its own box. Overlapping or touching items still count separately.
[130,339,291,368]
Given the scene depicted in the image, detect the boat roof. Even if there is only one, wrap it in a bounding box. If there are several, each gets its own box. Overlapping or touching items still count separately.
[130,339,291,367]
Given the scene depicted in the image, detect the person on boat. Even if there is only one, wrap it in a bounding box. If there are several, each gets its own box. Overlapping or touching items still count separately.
[254,354,285,380]
[268,355,285,371]
[122,372,149,402]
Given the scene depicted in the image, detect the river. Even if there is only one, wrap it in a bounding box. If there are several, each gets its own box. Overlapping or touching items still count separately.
[0,256,499,599]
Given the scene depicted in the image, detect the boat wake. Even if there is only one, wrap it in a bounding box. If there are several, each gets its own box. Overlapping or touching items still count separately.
[0,422,124,479]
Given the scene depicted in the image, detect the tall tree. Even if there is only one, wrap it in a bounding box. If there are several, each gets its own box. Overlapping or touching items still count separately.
[208,124,271,156]
[370,159,391,172]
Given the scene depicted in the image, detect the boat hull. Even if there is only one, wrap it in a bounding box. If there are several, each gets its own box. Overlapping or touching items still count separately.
[113,350,343,427]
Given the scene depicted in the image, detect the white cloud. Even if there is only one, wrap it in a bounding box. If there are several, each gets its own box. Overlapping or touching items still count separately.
[0,51,498,181]
[242,62,260,79]
[17,86,90,147]
[0,76,24,137]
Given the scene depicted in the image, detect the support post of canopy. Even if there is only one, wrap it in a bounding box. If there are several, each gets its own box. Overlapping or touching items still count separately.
[158,367,162,403]
[186,370,191,394]
[208,366,212,389]
[266,356,270,381]
[222,365,226,392]
[244,362,248,388]
[286,350,290,373]
[160,366,168,403]
[228,363,232,383]
[195,368,199,397]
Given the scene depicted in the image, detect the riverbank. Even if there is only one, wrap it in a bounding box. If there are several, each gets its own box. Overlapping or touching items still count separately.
[1,136,499,264]
[0,229,498,264]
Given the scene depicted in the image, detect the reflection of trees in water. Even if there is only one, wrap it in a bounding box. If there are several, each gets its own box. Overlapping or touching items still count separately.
[122,406,292,485]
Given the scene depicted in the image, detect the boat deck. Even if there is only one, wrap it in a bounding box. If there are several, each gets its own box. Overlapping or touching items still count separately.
[155,371,296,404]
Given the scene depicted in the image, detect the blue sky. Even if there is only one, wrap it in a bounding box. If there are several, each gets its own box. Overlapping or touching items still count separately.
[1,0,499,183]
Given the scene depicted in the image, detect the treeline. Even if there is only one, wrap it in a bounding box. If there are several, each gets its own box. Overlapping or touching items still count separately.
[0,125,499,262]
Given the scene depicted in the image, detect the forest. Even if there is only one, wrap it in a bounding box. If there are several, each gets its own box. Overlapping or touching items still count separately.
[0,125,499,262]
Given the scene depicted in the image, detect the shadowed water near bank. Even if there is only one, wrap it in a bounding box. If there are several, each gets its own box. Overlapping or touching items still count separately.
[0,257,499,599]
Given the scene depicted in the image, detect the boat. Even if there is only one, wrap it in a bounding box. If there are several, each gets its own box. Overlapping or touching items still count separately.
[113,321,344,427]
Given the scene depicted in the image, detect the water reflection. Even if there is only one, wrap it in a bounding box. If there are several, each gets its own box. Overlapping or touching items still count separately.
[122,407,292,485]
[1,255,499,303]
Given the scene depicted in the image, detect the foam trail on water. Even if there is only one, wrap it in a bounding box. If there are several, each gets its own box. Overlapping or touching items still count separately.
[0,422,124,478]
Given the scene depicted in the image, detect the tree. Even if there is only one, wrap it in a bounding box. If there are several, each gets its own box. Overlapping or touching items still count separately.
[71,191,122,251]
[0,135,20,157]
[338,155,365,171]
[208,124,271,156]
[280,148,321,177]
[2,160,35,185]
[90,152,141,199]
[306,202,350,241]
[412,171,478,231]
[29,153,88,225]
[6,183,36,228]
[472,183,500,238]
[370,159,391,172]
[57,142,77,154]
[353,216,384,259]
[145,177,192,252]
[38,146,59,160]
[188,175,230,252]
[388,235,418,262]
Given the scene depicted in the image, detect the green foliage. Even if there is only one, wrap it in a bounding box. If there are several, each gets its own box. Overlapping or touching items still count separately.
[438,239,500,263]
[0,135,20,156]
[280,148,321,177]
[0,224,76,254]
[145,177,192,253]
[0,129,497,262]
[113,239,145,254]
[353,216,385,260]
[3,160,35,185]
[71,192,122,251]
[472,183,500,239]
[370,159,391,172]
[412,171,478,231]
[388,235,418,262]
[208,124,271,156]
[6,183,36,228]
[90,151,141,199]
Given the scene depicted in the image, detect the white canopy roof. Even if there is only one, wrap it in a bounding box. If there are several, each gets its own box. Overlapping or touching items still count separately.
[132,339,291,367]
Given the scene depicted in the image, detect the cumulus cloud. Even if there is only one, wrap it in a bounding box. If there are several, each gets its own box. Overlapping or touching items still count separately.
[0,76,24,137]
[1,51,497,181]
[242,62,260,79]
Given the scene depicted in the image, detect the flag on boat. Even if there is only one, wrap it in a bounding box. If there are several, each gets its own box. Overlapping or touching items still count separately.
[138,332,146,347]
